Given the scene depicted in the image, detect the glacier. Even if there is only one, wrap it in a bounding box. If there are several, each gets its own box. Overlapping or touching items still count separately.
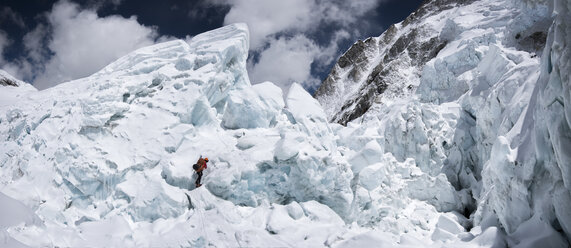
[316,0,571,246]
[0,0,570,247]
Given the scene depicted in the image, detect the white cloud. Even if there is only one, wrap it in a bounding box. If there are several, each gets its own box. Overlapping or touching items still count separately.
[23,24,49,64]
[0,31,11,64]
[14,0,161,89]
[223,0,314,49]
[109,0,123,6]
[223,0,380,50]
[0,31,33,83]
[248,35,320,90]
[2,0,384,90]
[1,60,32,83]
[0,7,26,29]
[220,0,383,90]
[248,29,352,91]
[319,1,380,25]
[0,25,45,83]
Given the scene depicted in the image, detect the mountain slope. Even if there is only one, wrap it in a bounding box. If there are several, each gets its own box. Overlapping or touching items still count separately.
[315,0,478,125]
[318,0,571,244]
[0,70,37,106]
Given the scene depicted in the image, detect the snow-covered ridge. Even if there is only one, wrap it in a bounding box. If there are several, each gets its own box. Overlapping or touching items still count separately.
[0,70,37,107]
[314,0,471,125]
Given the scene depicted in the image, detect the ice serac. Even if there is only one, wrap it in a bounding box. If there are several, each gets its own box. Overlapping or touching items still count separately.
[318,0,571,245]
[0,23,256,247]
[222,82,284,129]
[0,22,353,247]
[469,0,571,243]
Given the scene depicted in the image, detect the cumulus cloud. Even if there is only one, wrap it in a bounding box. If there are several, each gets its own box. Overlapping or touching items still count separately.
[248,35,320,89]
[248,29,350,91]
[0,7,26,29]
[220,0,383,91]
[224,0,314,50]
[0,31,11,64]
[1,0,386,91]
[0,31,31,81]
[4,0,162,89]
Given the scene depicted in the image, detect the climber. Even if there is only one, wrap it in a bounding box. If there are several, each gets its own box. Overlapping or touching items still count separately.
[193,156,208,188]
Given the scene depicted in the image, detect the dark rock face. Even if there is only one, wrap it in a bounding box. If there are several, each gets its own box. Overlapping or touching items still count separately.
[314,0,473,126]
[0,78,18,87]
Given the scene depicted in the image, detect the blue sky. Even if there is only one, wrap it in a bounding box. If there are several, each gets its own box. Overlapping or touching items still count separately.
[0,0,423,91]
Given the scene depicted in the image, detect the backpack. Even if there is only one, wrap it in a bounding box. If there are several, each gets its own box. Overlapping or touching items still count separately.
[193,163,200,171]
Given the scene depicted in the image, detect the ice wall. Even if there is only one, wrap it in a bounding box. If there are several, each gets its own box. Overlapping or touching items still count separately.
[470,0,571,242]
[410,0,571,242]
[324,0,570,244]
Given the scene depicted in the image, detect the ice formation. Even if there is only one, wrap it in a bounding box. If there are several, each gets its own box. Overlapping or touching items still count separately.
[0,0,570,246]
[318,0,571,246]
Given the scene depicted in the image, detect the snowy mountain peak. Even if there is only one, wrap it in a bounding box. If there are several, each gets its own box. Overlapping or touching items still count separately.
[0,70,28,88]
[0,70,37,107]
[313,0,476,125]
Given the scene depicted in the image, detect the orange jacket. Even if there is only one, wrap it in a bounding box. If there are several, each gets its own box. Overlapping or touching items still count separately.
[196,158,207,171]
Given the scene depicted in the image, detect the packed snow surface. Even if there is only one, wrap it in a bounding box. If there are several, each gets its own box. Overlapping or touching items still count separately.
[1,0,570,246]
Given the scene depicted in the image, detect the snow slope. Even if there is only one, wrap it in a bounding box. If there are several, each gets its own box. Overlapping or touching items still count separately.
[1,0,570,246]
[0,70,37,107]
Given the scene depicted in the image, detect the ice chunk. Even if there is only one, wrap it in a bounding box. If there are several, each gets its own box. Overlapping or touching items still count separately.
[300,201,344,226]
[116,171,188,222]
[187,23,249,67]
[190,23,251,108]
[407,173,461,212]
[476,44,512,86]
[266,205,297,235]
[417,42,480,103]
[0,192,41,228]
[431,227,456,242]
[288,150,354,216]
[286,201,304,220]
[478,136,531,233]
[222,82,284,129]
[274,131,303,161]
[286,83,327,123]
[440,19,462,41]
[184,97,218,126]
[350,140,383,174]
[508,215,569,248]
[335,230,395,248]
[469,227,506,247]
[435,214,465,234]
[358,163,388,191]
